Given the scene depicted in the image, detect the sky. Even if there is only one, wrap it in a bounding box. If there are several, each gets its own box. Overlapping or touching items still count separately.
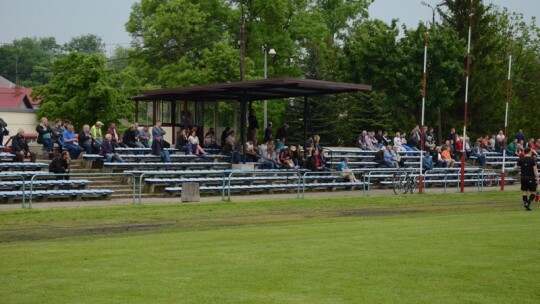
[0,0,539,54]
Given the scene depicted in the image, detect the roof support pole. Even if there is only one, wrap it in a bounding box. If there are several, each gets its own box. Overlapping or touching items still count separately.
[303,96,308,159]
[240,93,247,146]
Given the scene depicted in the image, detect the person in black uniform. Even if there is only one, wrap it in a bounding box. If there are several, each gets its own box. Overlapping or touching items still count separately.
[514,147,539,211]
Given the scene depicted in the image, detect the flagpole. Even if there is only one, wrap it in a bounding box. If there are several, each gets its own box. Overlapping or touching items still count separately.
[419,22,428,193]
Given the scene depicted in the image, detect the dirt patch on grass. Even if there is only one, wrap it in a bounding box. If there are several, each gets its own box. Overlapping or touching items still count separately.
[337,209,421,217]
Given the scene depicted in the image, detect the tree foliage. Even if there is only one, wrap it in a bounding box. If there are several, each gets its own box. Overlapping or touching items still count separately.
[33,53,134,129]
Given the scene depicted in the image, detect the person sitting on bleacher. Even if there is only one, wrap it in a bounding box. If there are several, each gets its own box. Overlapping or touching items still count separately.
[245,140,258,162]
[188,129,207,157]
[139,125,151,148]
[175,128,189,153]
[62,124,84,160]
[101,134,124,163]
[90,121,104,149]
[152,135,170,162]
[49,151,71,180]
[223,130,236,155]
[441,145,455,168]
[472,141,487,166]
[107,122,126,148]
[36,117,55,155]
[293,144,305,167]
[204,128,220,151]
[390,145,405,167]
[422,151,434,171]
[11,128,36,162]
[337,157,359,182]
[51,119,64,152]
[79,124,97,154]
[258,144,277,169]
[383,146,399,168]
[279,147,296,169]
[123,124,145,149]
[306,149,326,172]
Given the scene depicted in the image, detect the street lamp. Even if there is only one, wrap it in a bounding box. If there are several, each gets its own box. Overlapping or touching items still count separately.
[421,1,445,146]
[263,45,276,129]
[421,1,445,25]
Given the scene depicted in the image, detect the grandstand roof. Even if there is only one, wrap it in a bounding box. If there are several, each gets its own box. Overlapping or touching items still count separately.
[132,78,372,101]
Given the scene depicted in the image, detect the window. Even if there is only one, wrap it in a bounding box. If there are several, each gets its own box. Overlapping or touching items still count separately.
[137,101,153,126]
[157,100,172,124]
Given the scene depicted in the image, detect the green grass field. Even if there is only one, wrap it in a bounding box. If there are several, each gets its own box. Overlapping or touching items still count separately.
[1,191,539,303]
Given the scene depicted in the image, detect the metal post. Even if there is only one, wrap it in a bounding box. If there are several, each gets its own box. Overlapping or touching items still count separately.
[460,0,474,193]
[240,94,247,146]
[264,46,268,129]
[501,49,512,190]
[419,22,428,194]
[303,96,308,159]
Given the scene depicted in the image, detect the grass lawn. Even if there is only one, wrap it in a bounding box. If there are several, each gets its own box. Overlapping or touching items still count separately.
[0,191,539,303]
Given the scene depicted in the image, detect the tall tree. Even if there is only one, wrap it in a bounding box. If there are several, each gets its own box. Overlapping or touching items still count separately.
[33,53,133,129]
[0,37,60,86]
[63,34,106,54]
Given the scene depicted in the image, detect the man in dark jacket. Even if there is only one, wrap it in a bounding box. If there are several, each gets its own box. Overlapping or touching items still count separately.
[102,134,124,162]
[152,135,170,162]
[123,124,144,148]
[11,129,36,162]
[49,151,71,180]
[36,117,54,154]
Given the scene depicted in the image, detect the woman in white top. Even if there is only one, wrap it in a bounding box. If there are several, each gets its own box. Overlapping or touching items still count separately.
[393,132,404,151]
[188,129,206,156]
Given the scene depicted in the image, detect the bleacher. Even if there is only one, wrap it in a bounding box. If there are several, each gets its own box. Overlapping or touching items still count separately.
[0,161,114,204]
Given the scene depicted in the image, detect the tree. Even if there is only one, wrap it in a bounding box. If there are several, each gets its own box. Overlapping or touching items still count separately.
[0,37,60,86]
[63,34,106,54]
[33,53,133,129]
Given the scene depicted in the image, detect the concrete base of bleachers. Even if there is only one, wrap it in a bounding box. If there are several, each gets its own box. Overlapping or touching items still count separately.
[232,163,255,171]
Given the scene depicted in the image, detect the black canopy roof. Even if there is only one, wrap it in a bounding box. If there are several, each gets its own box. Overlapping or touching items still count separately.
[133,77,371,101]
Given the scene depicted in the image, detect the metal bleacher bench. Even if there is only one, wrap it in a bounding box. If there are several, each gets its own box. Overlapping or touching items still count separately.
[103,161,231,172]
[0,189,114,202]
[114,147,178,154]
[144,175,344,192]
[0,162,49,170]
[0,179,92,191]
[164,181,367,196]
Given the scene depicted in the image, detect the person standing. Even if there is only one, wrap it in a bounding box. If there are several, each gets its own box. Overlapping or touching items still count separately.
[248,107,259,146]
[263,122,273,143]
[0,117,7,146]
[276,124,289,141]
[514,147,539,211]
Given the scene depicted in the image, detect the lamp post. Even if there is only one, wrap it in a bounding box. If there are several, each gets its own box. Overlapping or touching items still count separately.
[460,0,474,193]
[263,45,276,129]
[421,1,445,143]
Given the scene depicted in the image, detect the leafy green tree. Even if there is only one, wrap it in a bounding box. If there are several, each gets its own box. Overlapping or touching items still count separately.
[63,34,106,54]
[0,37,60,86]
[33,53,133,129]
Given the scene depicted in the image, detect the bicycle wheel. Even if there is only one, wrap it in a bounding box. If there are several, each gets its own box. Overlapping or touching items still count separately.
[407,175,418,194]
[392,173,405,195]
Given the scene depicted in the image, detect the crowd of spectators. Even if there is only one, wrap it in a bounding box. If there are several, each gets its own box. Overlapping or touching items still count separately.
[2,114,538,176]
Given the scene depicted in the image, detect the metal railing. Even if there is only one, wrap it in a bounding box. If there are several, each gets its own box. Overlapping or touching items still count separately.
[28,172,137,209]
[138,170,230,204]
[223,170,303,201]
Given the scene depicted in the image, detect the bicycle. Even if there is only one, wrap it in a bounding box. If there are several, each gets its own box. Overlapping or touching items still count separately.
[392,171,418,195]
